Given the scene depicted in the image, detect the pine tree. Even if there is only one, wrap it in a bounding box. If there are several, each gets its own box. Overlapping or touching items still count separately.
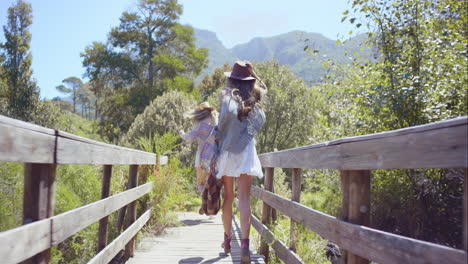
[1,0,39,121]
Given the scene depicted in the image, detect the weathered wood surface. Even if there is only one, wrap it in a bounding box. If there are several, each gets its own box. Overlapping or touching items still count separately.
[251,186,466,264]
[259,116,468,169]
[56,131,156,164]
[98,165,112,251]
[125,212,265,264]
[0,219,51,264]
[342,170,371,264]
[0,115,159,165]
[22,163,56,264]
[125,165,139,258]
[52,182,153,245]
[289,168,301,252]
[0,120,55,163]
[88,209,152,264]
[0,115,55,135]
[251,214,304,264]
[259,167,273,261]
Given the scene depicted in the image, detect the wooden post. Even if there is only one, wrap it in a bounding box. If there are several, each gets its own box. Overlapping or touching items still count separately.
[271,184,278,223]
[124,165,139,259]
[116,180,129,232]
[289,168,301,252]
[22,163,56,264]
[341,170,371,264]
[98,165,112,251]
[259,167,274,262]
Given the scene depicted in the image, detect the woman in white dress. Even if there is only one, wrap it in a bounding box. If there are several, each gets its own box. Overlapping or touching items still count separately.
[215,61,267,263]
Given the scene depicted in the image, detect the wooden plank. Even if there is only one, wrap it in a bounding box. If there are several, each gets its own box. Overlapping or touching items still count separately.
[340,171,350,263]
[0,219,51,264]
[251,214,304,264]
[251,186,466,264]
[259,117,468,169]
[125,212,264,264]
[125,165,139,259]
[289,168,301,252]
[259,167,274,261]
[343,170,371,264]
[22,163,56,264]
[98,165,112,251]
[0,115,55,135]
[56,134,155,165]
[0,123,55,163]
[87,209,151,264]
[51,182,153,245]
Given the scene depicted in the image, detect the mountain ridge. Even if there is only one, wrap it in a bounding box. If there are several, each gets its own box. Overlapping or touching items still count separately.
[193,28,370,83]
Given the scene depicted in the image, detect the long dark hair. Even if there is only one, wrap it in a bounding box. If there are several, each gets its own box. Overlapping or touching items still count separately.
[227,78,265,121]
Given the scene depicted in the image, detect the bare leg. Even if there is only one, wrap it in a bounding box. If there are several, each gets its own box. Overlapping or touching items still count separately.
[222,176,234,236]
[238,173,253,239]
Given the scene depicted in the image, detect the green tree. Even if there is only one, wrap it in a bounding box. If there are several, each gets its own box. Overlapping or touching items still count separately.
[342,0,467,129]
[123,90,196,144]
[308,0,468,249]
[81,0,208,140]
[1,0,39,121]
[197,63,231,100]
[0,55,7,115]
[57,77,83,113]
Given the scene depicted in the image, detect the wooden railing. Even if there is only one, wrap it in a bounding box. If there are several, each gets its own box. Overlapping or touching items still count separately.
[252,116,468,264]
[0,115,168,264]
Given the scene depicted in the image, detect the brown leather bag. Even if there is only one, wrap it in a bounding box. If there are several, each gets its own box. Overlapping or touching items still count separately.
[201,157,223,215]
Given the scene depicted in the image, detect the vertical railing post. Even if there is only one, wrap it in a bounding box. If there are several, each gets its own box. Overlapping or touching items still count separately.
[259,167,274,262]
[22,163,56,264]
[340,170,371,264]
[289,168,301,252]
[98,165,112,251]
[271,184,278,223]
[124,165,139,259]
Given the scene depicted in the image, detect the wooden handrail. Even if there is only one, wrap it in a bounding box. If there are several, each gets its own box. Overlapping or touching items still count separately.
[258,116,467,169]
[0,115,156,164]
[0,114,167,264]
[253,116,468,264]
[252,186,465,264]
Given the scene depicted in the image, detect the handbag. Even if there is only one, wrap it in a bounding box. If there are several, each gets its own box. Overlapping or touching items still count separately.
[201,155,223,215]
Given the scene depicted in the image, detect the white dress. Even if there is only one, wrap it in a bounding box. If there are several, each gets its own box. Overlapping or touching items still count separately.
[216,139,263,179]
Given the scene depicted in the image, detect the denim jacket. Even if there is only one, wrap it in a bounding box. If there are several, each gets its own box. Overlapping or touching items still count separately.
[215,88,266,154]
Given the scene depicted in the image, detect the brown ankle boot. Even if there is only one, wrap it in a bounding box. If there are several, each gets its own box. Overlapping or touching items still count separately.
[221,233,231,254]
[240,239,251,263]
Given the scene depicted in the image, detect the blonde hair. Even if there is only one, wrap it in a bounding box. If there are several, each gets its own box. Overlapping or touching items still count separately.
[184,107,218,123]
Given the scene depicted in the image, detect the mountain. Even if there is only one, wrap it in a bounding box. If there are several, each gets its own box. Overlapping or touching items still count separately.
[193,28,371,84]
[193,28,238,81]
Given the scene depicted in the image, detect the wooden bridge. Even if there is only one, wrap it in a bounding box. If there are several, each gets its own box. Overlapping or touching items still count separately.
[0,114,467,264]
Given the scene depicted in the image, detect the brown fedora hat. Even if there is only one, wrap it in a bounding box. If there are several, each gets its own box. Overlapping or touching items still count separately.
[224,61,256,80]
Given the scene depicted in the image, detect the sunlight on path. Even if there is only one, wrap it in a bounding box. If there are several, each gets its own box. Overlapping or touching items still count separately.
[125,212,265,264]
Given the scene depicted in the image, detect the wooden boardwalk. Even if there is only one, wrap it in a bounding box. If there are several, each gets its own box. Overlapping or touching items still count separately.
[126,212,265,264]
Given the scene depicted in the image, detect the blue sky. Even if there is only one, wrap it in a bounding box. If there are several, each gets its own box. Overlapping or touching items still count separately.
[0,0,354,99]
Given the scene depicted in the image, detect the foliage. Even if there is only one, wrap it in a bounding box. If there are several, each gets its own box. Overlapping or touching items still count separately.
[304,0,468,250]
[196,63,231,100]
[56,77,83,113]
[81,0,208,140]
[340,0,467,129]
[253,61,328,154]
[122,90,196,145]
[0,162,24,232]
[1,0,39,122]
